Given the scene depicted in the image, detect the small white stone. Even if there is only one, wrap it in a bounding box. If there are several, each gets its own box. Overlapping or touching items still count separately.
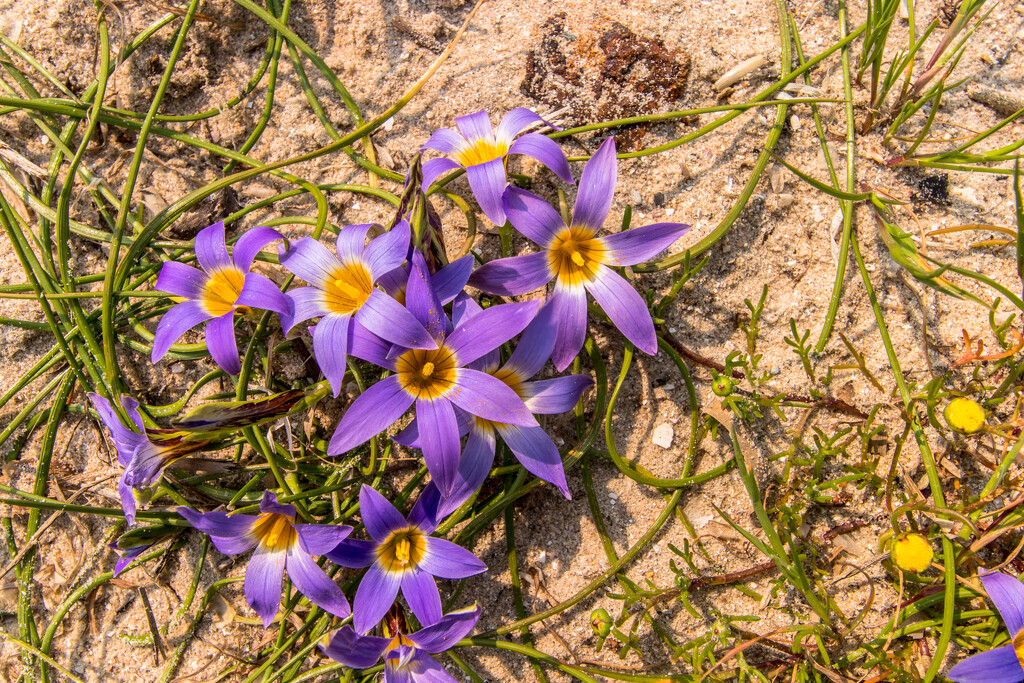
[652,423,674,449]
[169,363,184,374]
[608,492,618,500]
[382,117,395,131]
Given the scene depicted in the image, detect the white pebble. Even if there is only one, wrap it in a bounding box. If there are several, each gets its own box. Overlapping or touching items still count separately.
[652,423,674,449]
[169,363,184,374]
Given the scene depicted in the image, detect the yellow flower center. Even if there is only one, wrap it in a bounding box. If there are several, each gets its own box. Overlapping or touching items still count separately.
[201,268,246,317]
[324,262,374,315]
[396,347,458,400]
[492,367,526,399]
[456,138,508,167]
[250,512,298,552]
[547,226,606,286]
[377,527,427,574]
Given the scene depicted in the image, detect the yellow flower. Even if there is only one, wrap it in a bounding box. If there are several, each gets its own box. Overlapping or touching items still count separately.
[944,397,986,434]
[891,533,933,573]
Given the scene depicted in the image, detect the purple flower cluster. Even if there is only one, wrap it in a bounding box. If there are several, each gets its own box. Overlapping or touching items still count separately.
[88,109,690,676]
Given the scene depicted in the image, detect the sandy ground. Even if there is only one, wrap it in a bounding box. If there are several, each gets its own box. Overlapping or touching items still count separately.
[0,0,1023,680]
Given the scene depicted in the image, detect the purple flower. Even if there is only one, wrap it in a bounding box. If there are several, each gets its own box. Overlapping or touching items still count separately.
[422,109,574,225]
[178,492,352,627]
[469,137,691,370]
[89,393,213,525]
[320,604,480,683]
[110,538,152,577]
[153,221,290,375]
[278,221,437,397]
[398,298,592,512]
[948,570,1024,682]
[326,486,485,634]
[330,250,539,497]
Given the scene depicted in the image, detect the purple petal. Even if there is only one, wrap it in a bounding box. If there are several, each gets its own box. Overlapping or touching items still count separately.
[282,287,329,332]
[152,300,213,363]
[195,221,232,273]
[520,375,593,414]
[119,396,147,433]
[548,284,588,372]
[236,272,290,316]
[947,644,1024,682]
[89,393,148,463]
[448,369,536,427]
[508,133,574,185]
[313,313,351,398]
[419,537,487,579]
[119,472,137,525]
[495,108,548,143]
[415,398,461,497]
[503,187,565,246]
[406,250,447,343]
[451,294,499,372]
[326,538,377,569]
[335,223,373,264]
[112,542,151,577]
[423,128,467,155]
[434,425,496,520]
[328,375,413,456]
[401,569,443,627]
[467,252,552,297]
[503,303,558,378]
[205,312,241,375]
[295,523,352,556]
[285,545,351,619]
[356,290,436,351]
[279,237,338,288]
[359,485,409,541]
[465,159,507,225]
[259,491,296,517]
[601,222,690,266]
[571,137,617,232]
[123,442,170,488]
[408,604,481,654]
[496,424,570,498]
[587,265,657,355]
[353,564,402,634]
[363,221,410,281]
[232,226,283,271]
[433,256,474,305]
[982,570,1024,635]
[390,650,455,683]
[446,300,539,366]
[454,111,494,143]
[408,486,443,535]
[155,261,206,300]
[177,507,259,555]
[348,321,399,371]
[423,157,462,188]
[320,627,390,669]
[245,544,286,627]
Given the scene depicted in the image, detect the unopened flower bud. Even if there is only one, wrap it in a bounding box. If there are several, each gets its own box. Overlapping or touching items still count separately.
[590,608,612,638]
[712,374,734,397]
[891,533,933,573]
[944,397,985,434]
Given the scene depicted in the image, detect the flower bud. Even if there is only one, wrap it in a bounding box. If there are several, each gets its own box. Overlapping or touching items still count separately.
[943,397,985,434]
[590,608,612,638]
[891,533,933,573]
[712,374,734,397]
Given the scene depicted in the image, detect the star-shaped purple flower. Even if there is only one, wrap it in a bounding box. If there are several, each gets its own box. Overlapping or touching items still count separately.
[326,486,485,634]
[178,492,352,627]
[421,108,574,225]
[153,221,290,375]
[278,221,437,397]
[321,604,480,683]
[948,570,1024,682]
[330,250,539,497]
[469,137,691,370]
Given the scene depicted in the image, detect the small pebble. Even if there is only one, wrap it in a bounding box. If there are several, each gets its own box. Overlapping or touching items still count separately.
[770,367,781,375]
[652,423,674,449]
[630,190,642,205]
[608,492,618,500]
[653,192,666,206]
[169,363,184,374]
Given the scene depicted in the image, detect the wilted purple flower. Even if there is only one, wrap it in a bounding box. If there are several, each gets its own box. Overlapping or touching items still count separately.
[326,486,485,634]
[110,538,152,577]
[948,570,1024,682]
[178,492,352,627]
[154,221,290,375]
[469,137,690,370]
[90,393,213,525]
[398,299,592,512]
[330,251,538,497]
[321,604,480,683]
[422,109,574,225]
[278,221,436,397]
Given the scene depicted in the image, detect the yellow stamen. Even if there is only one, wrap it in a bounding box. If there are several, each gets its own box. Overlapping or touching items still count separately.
[377,527,427,574]
[547,226,607,286]
[456,138,508,167]
[201,268,246,317]
[323,263,373,315]
[250,512,298,552]
[396,347,458,400]
[395,537,411,564]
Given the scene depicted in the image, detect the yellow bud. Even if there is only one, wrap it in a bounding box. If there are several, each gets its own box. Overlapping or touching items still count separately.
[891,533,933,573]
[944,397,986,434]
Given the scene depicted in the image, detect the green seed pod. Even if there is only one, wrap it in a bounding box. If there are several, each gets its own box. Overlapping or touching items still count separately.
[590,608,612,638]
[712,374,734,397]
